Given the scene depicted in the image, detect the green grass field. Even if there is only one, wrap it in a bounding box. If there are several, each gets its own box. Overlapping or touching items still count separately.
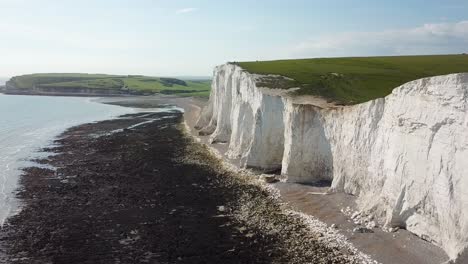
[238,54,468,105]
[7,73,211,97]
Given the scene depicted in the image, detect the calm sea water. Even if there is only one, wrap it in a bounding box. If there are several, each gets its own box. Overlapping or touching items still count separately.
[0,94,136,226]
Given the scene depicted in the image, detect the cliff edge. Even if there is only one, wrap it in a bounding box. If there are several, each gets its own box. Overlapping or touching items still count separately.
[196,63,468,263]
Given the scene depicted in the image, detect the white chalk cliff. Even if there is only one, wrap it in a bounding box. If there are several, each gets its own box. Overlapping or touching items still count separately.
[196,64,468,263]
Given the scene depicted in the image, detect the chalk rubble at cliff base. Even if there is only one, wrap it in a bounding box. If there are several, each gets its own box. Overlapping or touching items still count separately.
[195,64,468,263]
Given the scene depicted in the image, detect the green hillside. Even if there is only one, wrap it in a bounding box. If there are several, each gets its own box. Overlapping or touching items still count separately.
[238,54,468,105]
[7,73,211,97]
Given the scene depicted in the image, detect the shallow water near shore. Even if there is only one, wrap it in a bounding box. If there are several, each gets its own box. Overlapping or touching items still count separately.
[0,94,137,226]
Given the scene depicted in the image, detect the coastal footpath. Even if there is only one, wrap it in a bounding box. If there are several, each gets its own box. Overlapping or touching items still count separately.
[195,63,468,263]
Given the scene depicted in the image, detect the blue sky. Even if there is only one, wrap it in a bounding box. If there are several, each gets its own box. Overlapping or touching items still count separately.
[0,0,467,77]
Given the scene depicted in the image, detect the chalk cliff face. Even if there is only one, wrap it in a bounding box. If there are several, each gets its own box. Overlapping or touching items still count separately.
[283,74,468,262]
[196,65,287,170]
[196,64,468,262]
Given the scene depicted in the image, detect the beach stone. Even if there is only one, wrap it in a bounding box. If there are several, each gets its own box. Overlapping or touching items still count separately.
[261,175,277,183]
[366,221,377,229]
[353,227,374,234]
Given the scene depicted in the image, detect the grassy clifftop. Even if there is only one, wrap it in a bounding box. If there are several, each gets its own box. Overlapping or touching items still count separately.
[7,73,211,97]
[238,54,468,105]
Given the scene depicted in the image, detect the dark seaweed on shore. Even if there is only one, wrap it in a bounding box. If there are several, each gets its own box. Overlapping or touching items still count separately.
[0,111,354,264]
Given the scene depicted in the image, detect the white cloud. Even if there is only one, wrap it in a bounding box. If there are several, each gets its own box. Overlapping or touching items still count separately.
[175,7,198,14]
[291,21,468,58]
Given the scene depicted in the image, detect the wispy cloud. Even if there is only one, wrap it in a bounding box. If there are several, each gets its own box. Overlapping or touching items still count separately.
[175,7,198,14]
[290,21,468,58]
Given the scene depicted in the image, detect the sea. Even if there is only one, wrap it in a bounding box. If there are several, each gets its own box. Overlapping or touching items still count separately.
[0,94,136,226]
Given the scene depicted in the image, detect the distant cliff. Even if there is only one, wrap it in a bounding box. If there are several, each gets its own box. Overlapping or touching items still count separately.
[4,83,130,96]
[3,73,211,97]
[196,63,468,263]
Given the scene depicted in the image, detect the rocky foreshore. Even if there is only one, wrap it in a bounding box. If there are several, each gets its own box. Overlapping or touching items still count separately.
[0,109,365,263]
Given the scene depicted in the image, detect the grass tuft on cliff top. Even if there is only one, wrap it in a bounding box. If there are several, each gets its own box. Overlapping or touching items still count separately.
[8,73,211,97]
[237,54,468,105]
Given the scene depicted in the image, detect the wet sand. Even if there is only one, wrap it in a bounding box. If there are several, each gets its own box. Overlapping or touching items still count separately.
[0,105,359,263]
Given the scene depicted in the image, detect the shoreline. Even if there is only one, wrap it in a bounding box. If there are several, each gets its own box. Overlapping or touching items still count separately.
[0,101,361,263]
[0,95,141,228]
[0,91,138,97]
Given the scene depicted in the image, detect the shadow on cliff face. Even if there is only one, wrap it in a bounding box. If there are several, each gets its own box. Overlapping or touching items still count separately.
[244,95,286,173]
[301,179,333,188]
[283,104,334,186]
